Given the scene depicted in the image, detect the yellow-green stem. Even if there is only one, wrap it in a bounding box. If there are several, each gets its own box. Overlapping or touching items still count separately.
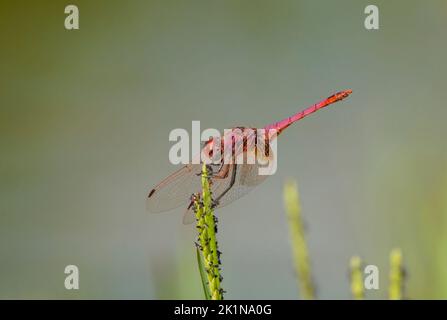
[194,164,223,300]
[349,256,364,300]
[389,248,404,300]
[283,180,315,300]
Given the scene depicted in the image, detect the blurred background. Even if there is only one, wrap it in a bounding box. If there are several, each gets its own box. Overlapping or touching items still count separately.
[1,0,446,299]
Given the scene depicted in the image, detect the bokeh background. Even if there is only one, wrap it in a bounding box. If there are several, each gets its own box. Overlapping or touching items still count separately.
[1,0,447,299]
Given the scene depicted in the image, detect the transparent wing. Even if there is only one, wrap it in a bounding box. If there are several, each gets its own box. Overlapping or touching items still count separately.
[182,162,271,224]
[213,163,270,207]
[150,127,276,222]
[146,164,202,213]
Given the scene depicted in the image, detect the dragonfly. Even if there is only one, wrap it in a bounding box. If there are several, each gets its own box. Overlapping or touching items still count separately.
[147,90,352,224]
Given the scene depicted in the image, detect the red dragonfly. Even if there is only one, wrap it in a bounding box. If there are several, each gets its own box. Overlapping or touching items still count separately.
[147,90,352,224]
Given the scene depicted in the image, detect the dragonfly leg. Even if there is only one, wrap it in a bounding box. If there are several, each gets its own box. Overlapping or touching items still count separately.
[211,198,220,209]
[212,164,230,179]
[209,163,226,177]
[205,164,214,175]
[209,164,230,208]
[214,164,237,204]
[195,163,221,177]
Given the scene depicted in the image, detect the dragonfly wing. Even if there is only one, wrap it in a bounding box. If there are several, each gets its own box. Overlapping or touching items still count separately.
[181,163,270,224]
[181,175,236,224]
[214,163,269,207]
[146,164,202,213]
[153,127,275,222]
[182,208,197,225]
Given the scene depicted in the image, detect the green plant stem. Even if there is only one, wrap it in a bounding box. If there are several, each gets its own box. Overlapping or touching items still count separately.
[194,164,223,300]
[349,256,364,300]
[283,180,315,300]
[389,248,404,300]
[196,247,211,300]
